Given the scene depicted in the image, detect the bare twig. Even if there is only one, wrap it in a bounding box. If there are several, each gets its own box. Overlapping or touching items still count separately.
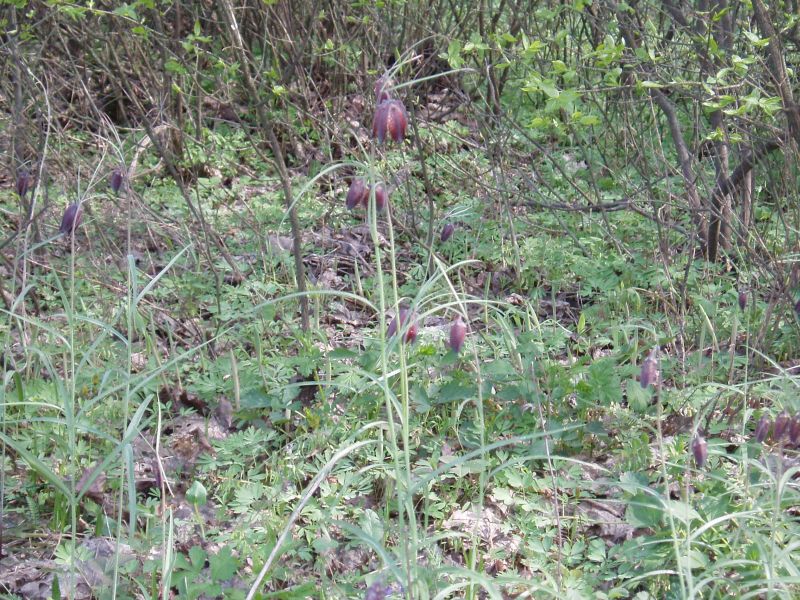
[218,0,310,332]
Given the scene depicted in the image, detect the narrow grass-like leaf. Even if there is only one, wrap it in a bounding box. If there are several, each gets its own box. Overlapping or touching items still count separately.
[0,430,71,497]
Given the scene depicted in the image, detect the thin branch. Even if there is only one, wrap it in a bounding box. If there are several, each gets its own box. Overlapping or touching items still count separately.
[219,0,310,332]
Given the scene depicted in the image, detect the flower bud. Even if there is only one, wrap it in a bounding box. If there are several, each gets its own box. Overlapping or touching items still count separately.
[346,178,369,210]
[215,397,233,430]
[365,582,387,600]
[449,315,467,354]
[373,99,408,144]
[404,321,418,344]
[386,310,402,338]
[789,414,800,445]
[372,183,389,211]
[59,202,83,237]
[691,434,708,467]
[16,169,30,198]
[110,166,125,195]
[441,223,455,242]
[640,347,659,388]
[387,307,416,344]
[774,410,790,439]
[755,415,771,443]
[738,289,747,311]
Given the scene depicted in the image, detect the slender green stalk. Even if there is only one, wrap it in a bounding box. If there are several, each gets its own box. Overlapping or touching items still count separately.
[367,166,418,590]
[655,381,690,599]
[112,251,137,598]
[68,219,78,600]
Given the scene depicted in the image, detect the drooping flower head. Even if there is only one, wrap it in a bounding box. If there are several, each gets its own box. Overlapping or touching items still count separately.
[16,169,31,198]
[373,99,408,144]
[738,289,747,311]
[774,410,791,439]
[59,202,83,237]
[372,183,389,211]
[441,223,455,242]
[755,415,771,443]
[346,178,369,210]
[110,166,125,195]
[789,413,800,445]
[387,306,417,344]
[449,315,467,354]
[640,346,660,388]
[691,434,708,467]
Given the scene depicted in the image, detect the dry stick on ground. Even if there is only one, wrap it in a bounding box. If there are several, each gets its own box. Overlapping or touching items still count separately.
[218,0,310,332]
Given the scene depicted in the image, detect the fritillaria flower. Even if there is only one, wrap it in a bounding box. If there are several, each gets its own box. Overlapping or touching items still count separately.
[640,346,660,388]
[387,307,417,344]
[449,315,467,354]
[373,99,408,144]
[372,183,388,211]
[110,166,125,195]
[774,410,791,439]
[386,310,402,337]
[403,320,418,343]
[216,397,233,430]
[691,434,708,467]
[755,415,771,444]
[365,582,387,600]
[16,169,30,198]
[441,223,455,242]
[346,178,369,210]
[789,414,800,445]
[738,289,747,311]
[59,202,83,237]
